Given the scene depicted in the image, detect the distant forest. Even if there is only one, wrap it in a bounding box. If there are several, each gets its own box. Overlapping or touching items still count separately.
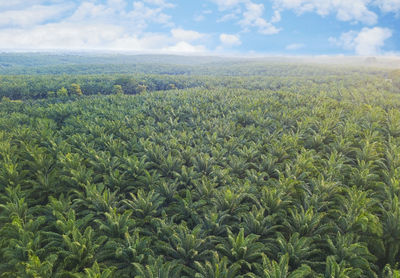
[0,53,398,100]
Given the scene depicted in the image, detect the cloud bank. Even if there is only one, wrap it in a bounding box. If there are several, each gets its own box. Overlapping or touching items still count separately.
[0,0,206,53]
[330,27,393,55]
[0,0,396,55]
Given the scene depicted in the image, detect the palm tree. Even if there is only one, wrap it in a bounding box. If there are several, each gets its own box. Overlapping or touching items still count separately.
[379,195,400,266]
[174,165,200,189]
[381,264,400,278]
[271,232,321,270]
[169,190,206,227]
[200,210,237,237]
[253,253,312,278]
[57,226,106,272]
[0,185,28,222]
[157,223,212,274]
[72,182,119,220]
[216,228,264,272]
[325,233,377,277]
[0,157,27,189]
[336,187,382,238]
[95,208,134,239]
[321,150,351,182]
[80,261,115,278]
[133,256,183,278]
[192,177,217,203]
[211,188,253,217]
[158,153,183,179]
[151,181,178,205]
[258,186,292,217]
[228,155,251,178]
[283,207,329,238]
[256,154,279,179]
[0,212,45,277]
[194,252,240,278]
[97,231,153,277]
[123,190,164,220]
[323,256,361,278]
[245,169,268,187]
[22,252,58,278]
[241,206,279,243]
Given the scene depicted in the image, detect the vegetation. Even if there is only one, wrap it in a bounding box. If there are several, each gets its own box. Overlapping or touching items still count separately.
[1,56,400,277]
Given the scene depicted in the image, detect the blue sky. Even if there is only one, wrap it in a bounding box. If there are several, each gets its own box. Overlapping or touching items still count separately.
[0,0,398,55]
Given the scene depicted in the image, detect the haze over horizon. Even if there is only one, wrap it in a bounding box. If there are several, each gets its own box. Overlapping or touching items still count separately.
[0,0,399,56]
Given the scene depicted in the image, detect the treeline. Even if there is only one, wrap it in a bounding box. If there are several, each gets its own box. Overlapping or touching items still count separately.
[0,73,396,100]
[1,54,398,100]
[0,53,392,76]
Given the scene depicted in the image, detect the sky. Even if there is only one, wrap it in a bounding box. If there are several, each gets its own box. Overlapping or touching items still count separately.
[0,0,399,55]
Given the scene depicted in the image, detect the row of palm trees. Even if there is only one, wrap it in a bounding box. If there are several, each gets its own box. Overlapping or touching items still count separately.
[0,75,400,277]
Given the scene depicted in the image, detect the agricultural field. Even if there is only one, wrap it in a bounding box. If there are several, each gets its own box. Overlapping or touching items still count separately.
[1,55,400,277]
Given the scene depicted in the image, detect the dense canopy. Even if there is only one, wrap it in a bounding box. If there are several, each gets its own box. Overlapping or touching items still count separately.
[1,57,400,277]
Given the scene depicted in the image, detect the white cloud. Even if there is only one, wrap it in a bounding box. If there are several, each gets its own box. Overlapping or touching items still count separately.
[329,31,357,50]
[194,14,205,22]
[285,43,305,50]
[2,0,396,54]
[272,0,378,25]
[211,0,281,35]
[217,12,240,22]
[0,0,65,9]
[330,27,393,55]
[211,0,244,11]
[240,2,280,34]
[171,28,205,42]
[163,41,206,53]
[271,10,281,23]
[167,28,208,53]
[219,33,241,46]
[194,9,213,22]
[0,22,208,53]
[0,4,72,27]
[106,0,126,10]
[110,33,171,51]
[142,0,175,8]
[0,23,123,50]
[127,2,173,28]
[68,1,173,31]
[68,2,112,22]
[212,0,400,28]
[0,0,207,53]
[374,0,400,13]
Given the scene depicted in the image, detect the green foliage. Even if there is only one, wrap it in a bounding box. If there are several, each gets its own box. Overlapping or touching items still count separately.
[1,96,11,102]
[137,84,148,93]
[133,256,182,278]
[194,252,240,278]
[112,84,124,95]
[1,62,400,276]
[216,228,264,272]
[57,87,68,97]
[70,83,83,96]
[253,253,312,278]
[81,261,115,278]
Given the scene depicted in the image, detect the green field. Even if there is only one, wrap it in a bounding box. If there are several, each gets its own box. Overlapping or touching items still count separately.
[1,55,400,277]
